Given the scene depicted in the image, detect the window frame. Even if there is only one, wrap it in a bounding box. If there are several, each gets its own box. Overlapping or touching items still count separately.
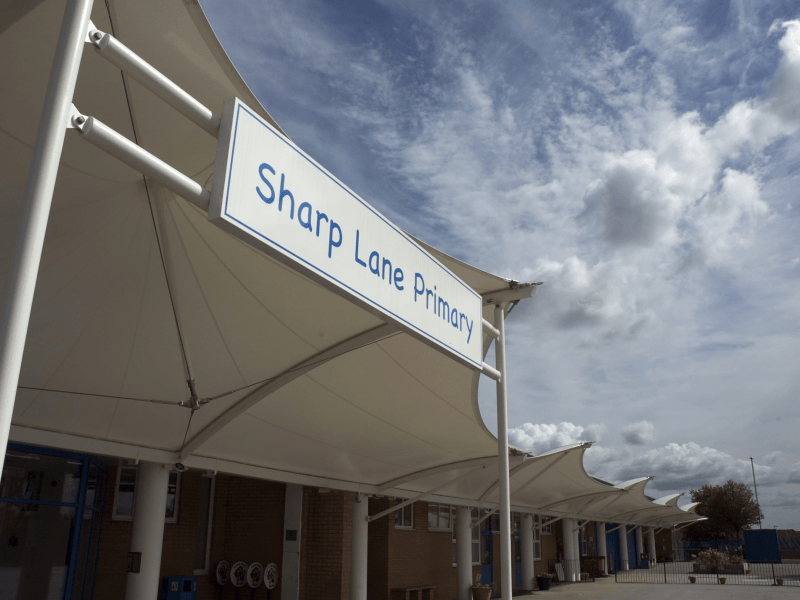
[451,508,481,567]
[427,502,452,532]
[533,514,541,561]
[111,463,181,523]
[540,514,552,535]
[394,499,414,530]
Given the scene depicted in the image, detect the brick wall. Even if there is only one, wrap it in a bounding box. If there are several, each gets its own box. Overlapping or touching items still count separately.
[299,488,353,600]
[93,466,202,600]
[387,502,457,599]
[655,529,674,561]
[92,466,285,600]
[367,497,391,600]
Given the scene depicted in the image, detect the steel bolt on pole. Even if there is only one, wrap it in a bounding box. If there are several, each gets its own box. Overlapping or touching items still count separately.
[493,304,513,600]
[0,0,94,474]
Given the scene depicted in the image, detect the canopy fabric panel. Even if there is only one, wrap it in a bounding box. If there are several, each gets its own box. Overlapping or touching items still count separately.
[0,0,509,489]
[1,0,702,529]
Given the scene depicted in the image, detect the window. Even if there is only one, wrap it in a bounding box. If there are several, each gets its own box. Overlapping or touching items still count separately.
[533,515,542,560]
[112,464,180,523]
[193,473,215,575]
[452,508,481,566]
[579,526,588,556]
[428,503,451,531]
[540,515,552,535]
[394,499,413,529]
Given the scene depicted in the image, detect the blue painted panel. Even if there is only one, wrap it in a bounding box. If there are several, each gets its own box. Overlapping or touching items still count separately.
[606,524,621,571]
[480,531,493,585]
[627,529,637,566]
[743,529,781,562]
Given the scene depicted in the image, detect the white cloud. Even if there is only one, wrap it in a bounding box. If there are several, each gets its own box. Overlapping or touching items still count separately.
[508,421,605,455]
[622,420,657,445]
[509,422,798,496]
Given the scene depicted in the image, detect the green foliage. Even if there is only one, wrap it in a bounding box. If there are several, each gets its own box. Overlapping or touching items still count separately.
[683,480,763,541]
[694,548,743,565]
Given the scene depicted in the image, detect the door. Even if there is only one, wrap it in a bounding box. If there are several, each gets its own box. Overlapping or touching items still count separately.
[626,529,637,567]
[514,532,521,588]
[605,524,621,572]
[480,530,493,585]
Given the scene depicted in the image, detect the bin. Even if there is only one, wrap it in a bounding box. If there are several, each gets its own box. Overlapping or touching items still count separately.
[160,576,197,600]
[536,576,551,590]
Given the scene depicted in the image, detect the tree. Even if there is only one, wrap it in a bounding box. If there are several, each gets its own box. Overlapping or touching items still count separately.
[682,480,763,541]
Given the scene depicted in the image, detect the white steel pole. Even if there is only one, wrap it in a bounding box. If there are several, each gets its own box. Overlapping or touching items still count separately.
[520,514,534,590]
[596,522,607,575]
[350,494,368,600]
[494,305,512,600]
[619,526,629,570]
[572,521,580,564]
[0,0,94,470]
[562,518,576,582]
[125,462,169,600]
[456,507,473,600]
[635,525,644,566]
[647,527,657,564]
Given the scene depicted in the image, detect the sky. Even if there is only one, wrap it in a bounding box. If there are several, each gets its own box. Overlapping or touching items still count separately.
[200,0,800,528]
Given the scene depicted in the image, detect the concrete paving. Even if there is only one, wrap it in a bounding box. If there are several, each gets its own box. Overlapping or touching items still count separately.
[513,576,798,599]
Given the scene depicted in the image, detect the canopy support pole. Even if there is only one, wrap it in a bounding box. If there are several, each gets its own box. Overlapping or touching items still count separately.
[125,462,169,600]
[494,304,513,600]
[0,0,94,476]
[596,522,608,574]
[521,513,534,590]
[618,525,629,570]
[350,494,368,600]
[456,506,473,600]
[647,527,657,564]
[562,518,577,582]
[635,525,644,562]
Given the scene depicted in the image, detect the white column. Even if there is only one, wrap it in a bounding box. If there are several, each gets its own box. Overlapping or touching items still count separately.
[618,526,629,571]
[562,519,576,582]
[647,527,657,564]
[125,462,169,600]
[281,484,303,600]
[0,0,95,478]
[494,305,513,600]
[350,494,368,600]
[456,507,473,600]
[596,523,607,575]
[635,526,644,566]
[520,514,534,590]
[573,523,580,560]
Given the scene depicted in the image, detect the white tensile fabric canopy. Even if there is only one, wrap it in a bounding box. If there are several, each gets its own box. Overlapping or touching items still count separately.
[0,0,700,528]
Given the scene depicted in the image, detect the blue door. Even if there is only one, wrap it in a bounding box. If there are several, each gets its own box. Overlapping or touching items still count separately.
[514,532,521,588]
[627,528,637,567]
[480,530,493,585]
[605,524,621,571]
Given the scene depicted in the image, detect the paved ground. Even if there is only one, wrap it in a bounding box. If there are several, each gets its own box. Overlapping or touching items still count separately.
[513,576,798,599]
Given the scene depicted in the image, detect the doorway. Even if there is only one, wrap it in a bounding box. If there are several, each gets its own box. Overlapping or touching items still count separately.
[0,444,107,600]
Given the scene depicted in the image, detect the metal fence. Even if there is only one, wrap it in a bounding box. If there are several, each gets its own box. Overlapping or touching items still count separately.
[613,560,800,586]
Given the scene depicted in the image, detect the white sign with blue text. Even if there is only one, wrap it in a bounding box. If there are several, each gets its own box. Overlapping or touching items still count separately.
[209,98,483,369]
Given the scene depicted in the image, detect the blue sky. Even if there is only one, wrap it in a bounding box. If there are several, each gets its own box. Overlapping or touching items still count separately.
[200,0,800,528]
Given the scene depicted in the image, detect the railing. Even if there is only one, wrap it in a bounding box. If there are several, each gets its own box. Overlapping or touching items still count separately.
[614,559,800,586]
